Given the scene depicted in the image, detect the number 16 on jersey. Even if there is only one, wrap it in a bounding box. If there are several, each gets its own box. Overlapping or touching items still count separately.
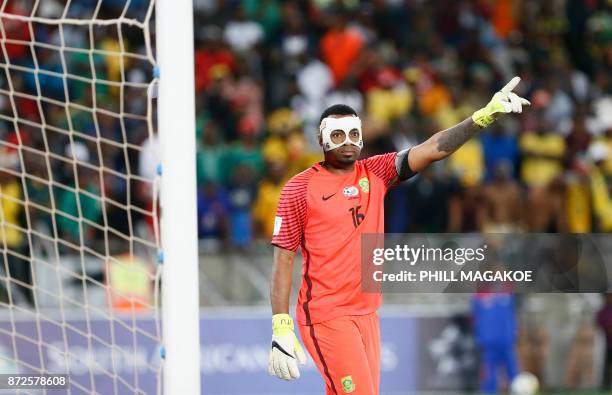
[349,205,364,228]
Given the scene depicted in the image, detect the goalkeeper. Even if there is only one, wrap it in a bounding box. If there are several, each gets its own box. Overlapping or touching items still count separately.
[269,78,529,394]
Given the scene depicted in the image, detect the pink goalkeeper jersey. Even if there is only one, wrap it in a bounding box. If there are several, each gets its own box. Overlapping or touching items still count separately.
[272,153,399,325]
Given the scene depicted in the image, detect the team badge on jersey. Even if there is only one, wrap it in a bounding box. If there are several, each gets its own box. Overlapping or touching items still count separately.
[341,375,355,393]
[358,177,370,193]
[343,186,359,198]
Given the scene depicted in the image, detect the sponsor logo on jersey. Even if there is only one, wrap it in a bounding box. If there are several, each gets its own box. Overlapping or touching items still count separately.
[358,177,370,193]
[322,193,336,201]
[343,186,359,198]
[341,375,355,393]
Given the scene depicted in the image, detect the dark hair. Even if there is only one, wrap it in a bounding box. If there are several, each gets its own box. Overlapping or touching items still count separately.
[319,104,357,124]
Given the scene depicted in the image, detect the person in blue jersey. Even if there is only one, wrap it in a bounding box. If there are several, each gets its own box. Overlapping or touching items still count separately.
[472,287,519,394]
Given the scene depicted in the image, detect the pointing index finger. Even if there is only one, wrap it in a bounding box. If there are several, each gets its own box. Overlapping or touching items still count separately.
[500,76,521,94]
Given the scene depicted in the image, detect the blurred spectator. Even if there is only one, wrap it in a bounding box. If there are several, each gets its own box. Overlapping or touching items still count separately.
[417,74,452,117]
[221,58,264,133]
[1,2,32,63]
[204,63,239,141]
[564,322,596,389]
[10,77,40,125]
[197,120,226,187]
[524,181,567,232]
[519,117,566,189]
[361,48,412,128]
[23,154,53,230]
[542,77,574,131]
[195,25,235,93]
[227,164,256,248]
[0,152,32,305]
[197,183,229,246]
[481,125,519,181]
[597,294,612,391]
[565,109,593,166]
[56,144,102,245]
[138,130,159,182]
[223,6,264,53]
[517,322,549,387]
[99,34,123,86]
[434,86,474,131]
[243,0,281,42]
[292,53,334,146]
[490,0,517,39]
[598,127,612,176]
[481,161,523,232]
[261,107,322,175]
[472,291,519,394]
[320,9,364,85]
[520,116,568,232]
[296,53,333,105]
[284,132,322,176]
[28,49,65,101]
[253,161,287,239]
[448,184,483,233]
[326,76,363,116]
[261,108,300,165]
[402,167,450,233]
[589,141,612,231]
[564,171,592,233]
[275,2,311,58]
[564,112,595,233]
[137,129,159,209]
[448,137,485,188]
[220,119,264,185]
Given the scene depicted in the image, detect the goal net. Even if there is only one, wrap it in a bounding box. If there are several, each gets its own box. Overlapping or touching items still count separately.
[0,0,163,393]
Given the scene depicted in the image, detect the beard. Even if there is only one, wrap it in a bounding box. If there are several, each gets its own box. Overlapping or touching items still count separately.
[322,145,361,169]
[333,145,360,164]
[337,155,357,164]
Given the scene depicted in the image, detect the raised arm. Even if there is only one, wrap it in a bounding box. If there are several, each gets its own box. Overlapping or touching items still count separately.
[407,76,530,173]
[407,118,480,172]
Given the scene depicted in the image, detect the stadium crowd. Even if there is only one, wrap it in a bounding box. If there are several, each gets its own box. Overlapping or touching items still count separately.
[1,0,611,251]
[192,0,612,249]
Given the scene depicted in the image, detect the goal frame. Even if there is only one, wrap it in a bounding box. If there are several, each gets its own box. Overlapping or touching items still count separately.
[155,0,200,394]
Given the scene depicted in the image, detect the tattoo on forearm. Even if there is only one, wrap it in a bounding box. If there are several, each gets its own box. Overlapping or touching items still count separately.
[436,118,480,153]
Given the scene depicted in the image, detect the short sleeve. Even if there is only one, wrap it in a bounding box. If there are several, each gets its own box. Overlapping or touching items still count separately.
[362,152,399,188]
[271,176,309,252]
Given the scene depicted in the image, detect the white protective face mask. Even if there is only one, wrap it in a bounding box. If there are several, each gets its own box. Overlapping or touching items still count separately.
[319,116,363,152]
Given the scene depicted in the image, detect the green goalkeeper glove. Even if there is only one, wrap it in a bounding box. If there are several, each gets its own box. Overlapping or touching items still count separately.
[268,314,307,380]
[472,76,531,128]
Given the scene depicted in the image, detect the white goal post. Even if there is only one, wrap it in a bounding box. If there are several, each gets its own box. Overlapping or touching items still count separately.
[156,0,200,393]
